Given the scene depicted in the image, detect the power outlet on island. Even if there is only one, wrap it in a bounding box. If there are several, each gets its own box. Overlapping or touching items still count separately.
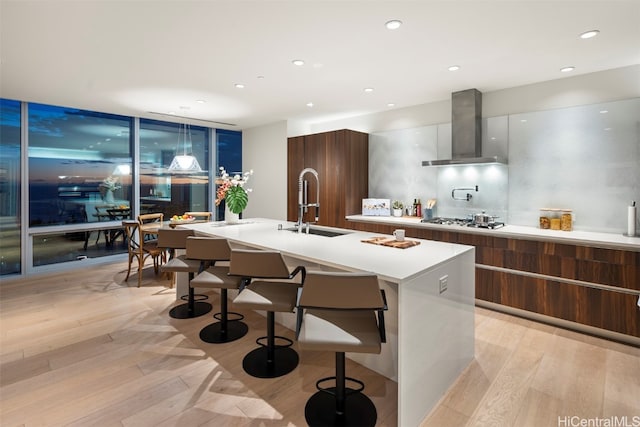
[439,275,448,294]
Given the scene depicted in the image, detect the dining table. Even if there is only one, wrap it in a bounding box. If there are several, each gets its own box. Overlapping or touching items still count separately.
[91,206,131,246]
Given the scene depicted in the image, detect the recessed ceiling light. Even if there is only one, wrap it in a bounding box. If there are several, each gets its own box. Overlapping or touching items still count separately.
[168,111,176,115]
[387,103,395,107]
[306,102,314,107]
[292,59,305,66]
[364,87,374,93]
[385,20,402,30]
[520,119,527,123]
[196,99,206,104]
[448,65,460,71]
[560,66,575,73]
[235,83,245,89]
[580,30,600,39]
[600,110,608,114]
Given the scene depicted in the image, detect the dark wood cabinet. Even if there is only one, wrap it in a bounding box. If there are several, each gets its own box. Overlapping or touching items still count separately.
[287,129,368,229]
[346,219,640,339]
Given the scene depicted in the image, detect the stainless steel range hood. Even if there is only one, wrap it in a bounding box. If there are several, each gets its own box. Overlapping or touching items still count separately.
[422,88,506,166]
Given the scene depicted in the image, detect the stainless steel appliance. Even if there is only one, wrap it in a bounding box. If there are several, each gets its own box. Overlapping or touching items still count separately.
[421,215,505,229]
[422,89,507,166]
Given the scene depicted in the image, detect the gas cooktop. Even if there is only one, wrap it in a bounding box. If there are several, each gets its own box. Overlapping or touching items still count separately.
[421,217,505,229]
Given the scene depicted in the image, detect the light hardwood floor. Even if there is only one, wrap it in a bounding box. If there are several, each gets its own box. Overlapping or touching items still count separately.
[1,261,638,427]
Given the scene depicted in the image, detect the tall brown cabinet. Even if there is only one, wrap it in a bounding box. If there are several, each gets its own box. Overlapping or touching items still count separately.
[287,129,368,229]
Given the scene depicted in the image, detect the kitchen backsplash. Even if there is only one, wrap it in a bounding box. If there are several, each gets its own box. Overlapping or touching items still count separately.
[369,98,640,234]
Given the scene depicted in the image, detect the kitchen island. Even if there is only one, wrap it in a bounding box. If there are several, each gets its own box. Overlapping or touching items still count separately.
[182,218,475,427]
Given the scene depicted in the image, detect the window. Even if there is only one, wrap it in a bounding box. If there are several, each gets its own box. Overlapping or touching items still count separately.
[139,119,210,218]
[1,99,240,275]
[28,103,133,227]
[215,129,242,219]
[28,103,132,266]
[0,99,21,275]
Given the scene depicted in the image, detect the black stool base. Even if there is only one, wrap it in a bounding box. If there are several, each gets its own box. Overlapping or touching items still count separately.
[199,320,248,344]
[305,388,377,427]
[242,346,298,378]
[169,301,212,319]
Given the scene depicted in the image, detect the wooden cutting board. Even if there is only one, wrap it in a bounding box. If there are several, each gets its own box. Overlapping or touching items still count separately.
[361,236,421,249]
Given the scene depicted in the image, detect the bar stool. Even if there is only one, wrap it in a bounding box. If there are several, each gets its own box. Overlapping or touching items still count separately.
[158,227,197,288]
[187,237,248,343]
[230,249,306,378]
[296,271,387,427]
[158,228,213,319]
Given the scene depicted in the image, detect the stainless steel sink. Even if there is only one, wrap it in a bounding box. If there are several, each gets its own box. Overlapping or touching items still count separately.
[284,226,348,237]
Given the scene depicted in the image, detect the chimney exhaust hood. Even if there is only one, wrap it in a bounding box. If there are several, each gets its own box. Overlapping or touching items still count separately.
[422,88,506,166]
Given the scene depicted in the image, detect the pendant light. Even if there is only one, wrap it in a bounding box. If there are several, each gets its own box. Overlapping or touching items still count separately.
[168,123,203,173]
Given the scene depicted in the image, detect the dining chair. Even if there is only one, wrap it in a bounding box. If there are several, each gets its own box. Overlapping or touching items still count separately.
[138,212,164,231]
[94,204,114,246]
[122,214,165,287]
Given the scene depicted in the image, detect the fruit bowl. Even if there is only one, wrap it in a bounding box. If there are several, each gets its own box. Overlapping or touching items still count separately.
[169,217,196,225]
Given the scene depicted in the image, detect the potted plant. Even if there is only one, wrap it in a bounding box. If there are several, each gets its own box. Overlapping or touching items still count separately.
[392,200,404,217]
[215,166,253,223]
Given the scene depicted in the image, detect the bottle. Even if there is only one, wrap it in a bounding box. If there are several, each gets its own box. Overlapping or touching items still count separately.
[550,209,561,230]
[561,209,573,231]
[539,208,550,229]
[628,201,637,237]
[415,199,422,218]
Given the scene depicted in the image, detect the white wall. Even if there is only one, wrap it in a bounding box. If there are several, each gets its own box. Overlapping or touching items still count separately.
[241,120,287,221]
[303,100,450,137]
[304,65,640,135]
[506,98,639,233]
[483,65,640,117]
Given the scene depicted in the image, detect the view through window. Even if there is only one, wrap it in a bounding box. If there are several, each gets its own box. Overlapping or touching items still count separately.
[1,98,241,275]
[0,99,21,275]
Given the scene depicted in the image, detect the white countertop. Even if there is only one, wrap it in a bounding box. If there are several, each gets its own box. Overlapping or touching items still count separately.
[184,218,474,283]
[347,215,640,252]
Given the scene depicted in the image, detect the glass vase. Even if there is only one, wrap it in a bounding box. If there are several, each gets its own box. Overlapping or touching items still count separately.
[104,189,115,204]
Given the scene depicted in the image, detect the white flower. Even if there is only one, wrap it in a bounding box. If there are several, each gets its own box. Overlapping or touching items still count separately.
[100,176,121,191]
[215,167,254,211]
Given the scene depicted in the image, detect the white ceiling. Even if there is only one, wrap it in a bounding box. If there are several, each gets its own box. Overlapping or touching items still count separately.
[1,0,639,131]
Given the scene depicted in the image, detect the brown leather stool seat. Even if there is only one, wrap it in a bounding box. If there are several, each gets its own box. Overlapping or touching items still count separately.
[188,237,248,343]
[230,249,306,378]
[158,228,212,319]
[296,271,387,427]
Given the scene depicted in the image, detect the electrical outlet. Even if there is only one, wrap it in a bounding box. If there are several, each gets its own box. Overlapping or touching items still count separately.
[439,275,448,294]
